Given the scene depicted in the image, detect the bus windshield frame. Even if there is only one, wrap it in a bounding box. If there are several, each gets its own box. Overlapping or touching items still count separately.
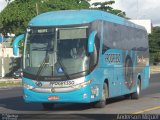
[23,25,96,80]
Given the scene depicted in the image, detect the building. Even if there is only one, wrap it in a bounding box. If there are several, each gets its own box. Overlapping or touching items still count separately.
[0,37,21,77]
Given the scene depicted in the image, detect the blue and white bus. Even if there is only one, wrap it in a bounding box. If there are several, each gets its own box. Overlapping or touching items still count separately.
[13,10,149,109]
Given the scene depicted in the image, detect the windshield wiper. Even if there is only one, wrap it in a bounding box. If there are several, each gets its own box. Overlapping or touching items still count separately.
[36,51,49,81]
[35,54,70,81]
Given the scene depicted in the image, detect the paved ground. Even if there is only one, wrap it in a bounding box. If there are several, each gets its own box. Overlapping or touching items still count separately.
[0,73,160,115]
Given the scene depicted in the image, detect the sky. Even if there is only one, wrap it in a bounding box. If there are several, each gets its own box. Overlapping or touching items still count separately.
[91,0,160,26]
[0,0,7,12]
[0,0,160,26]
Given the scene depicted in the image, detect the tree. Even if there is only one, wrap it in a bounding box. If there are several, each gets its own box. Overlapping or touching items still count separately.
[92,0,126,18]
[0,0,126,35]
[5,0,11,5]
[148,27,160,63]
[0,0,90,34]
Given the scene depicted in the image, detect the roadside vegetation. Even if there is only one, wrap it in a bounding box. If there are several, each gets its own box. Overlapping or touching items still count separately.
[0,80,21,87]
[149,27,160,64]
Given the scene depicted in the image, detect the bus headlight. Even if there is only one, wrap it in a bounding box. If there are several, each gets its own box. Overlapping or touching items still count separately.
[72,80,92,89]
[23,84,34,90]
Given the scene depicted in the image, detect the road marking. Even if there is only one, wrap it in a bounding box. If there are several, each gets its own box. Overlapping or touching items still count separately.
[132,105,160,114]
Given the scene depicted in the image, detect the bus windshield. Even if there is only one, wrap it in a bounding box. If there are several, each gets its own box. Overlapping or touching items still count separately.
[23,26,90,78]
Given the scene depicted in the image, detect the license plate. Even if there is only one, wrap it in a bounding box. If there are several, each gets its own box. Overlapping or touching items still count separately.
[48,96,59,100]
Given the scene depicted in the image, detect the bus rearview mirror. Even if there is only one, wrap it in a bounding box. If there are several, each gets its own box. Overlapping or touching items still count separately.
[88,31,97,53]
[13,34,25,57]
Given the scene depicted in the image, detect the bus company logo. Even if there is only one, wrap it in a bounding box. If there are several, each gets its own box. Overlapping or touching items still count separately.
[105,53,120,63]
[35,81,42,87]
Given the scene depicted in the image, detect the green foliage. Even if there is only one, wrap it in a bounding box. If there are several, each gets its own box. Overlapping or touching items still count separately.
[149,26,160,63]
[0,0,90,34]
[92,1,115,12]
[0,0,126,35]
[91,0,126,18]
[154,52,160,62]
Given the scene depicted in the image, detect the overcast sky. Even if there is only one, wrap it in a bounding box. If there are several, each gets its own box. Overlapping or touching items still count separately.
[0,0,7,11]
[0,0,160,26]
[91,0,160,26]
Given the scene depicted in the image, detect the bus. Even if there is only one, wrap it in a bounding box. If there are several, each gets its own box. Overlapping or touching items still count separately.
[13,10,149,109]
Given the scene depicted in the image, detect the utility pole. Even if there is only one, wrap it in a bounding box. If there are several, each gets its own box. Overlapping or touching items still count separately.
[137,0,139,19]
[36,3,39,15]
[1,34,4,77]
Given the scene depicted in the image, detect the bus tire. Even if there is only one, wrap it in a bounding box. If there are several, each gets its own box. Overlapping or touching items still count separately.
[42,103,54,110]
[131,79,141,99]
[124,94,131,99]
[93,83,108,108]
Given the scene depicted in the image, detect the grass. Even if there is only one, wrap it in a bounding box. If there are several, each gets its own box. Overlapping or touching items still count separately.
[0,81,22,87]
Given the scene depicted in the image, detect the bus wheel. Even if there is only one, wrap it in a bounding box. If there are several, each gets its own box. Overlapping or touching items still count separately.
[124,94,131,99]
[93,83,108,108]
[131,79,141,99]
[42,103,54,110]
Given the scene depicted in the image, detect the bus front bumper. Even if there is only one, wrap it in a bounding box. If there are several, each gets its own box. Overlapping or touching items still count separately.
[23,85,93,103]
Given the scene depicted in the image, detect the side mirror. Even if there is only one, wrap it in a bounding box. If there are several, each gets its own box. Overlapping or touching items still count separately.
[13,34,25,57]
[88,31,97,53]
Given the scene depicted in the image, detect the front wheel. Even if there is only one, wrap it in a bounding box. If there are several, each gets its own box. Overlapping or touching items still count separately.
[93,83,108,108]
[42,103,54,110]
[131,80,141,99]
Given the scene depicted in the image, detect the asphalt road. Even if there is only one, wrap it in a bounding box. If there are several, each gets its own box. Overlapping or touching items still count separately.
[0,74,160,116]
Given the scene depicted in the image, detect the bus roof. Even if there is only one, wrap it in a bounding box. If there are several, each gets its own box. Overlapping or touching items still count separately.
[29,10,145,30]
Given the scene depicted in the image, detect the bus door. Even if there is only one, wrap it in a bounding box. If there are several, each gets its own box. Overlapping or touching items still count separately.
[114,66,123,96]
[105,53,121,97]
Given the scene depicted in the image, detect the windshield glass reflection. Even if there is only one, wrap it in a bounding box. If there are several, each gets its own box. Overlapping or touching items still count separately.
[23,26,90,77]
